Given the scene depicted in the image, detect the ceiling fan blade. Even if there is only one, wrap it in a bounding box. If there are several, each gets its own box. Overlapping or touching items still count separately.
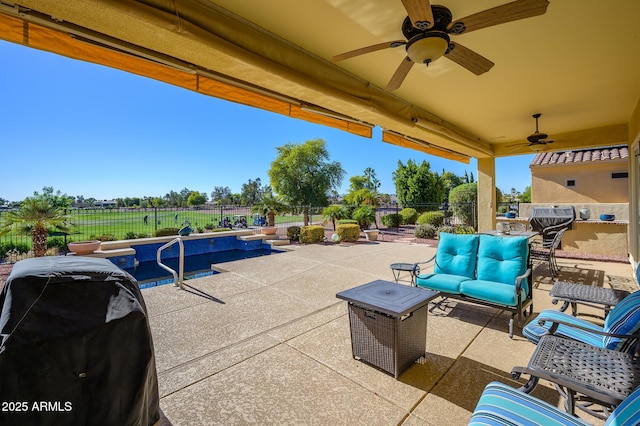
[445,42,494,75]
[332,40,405,62]
[447,0,549,34]
[386,57,415,91]
[401,0,434,30]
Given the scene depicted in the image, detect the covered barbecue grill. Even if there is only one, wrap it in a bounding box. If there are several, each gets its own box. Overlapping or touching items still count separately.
[528,206,576,234]
[0,256,160,426]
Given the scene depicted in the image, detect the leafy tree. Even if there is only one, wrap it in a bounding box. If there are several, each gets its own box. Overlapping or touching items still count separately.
[441,170,464,201]
[392,160,445,207]
[269,139,344,225]
[240,178,269,206]
[211,186,233,205]
[0,195,71,257]
[187,191,208,207]
[34,186,74,208]
[344,168,381,207]
[449,182,503,227]
[521,186,532,203]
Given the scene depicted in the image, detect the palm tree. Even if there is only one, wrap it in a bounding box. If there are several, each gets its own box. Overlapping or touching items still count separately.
[0,197,71,257]
[251,192,288,227]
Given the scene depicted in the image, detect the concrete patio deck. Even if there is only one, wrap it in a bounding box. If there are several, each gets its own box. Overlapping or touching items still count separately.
[143,240,636,426]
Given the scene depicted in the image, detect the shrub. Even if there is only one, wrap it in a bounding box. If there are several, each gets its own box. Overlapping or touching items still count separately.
[1,242,30,258]
[211,227,231,232]
[415,224,437,239]
[47,237,66,249]
[287,225,301,241]
[336,224,360,242]
[399,208,418,225]
[92,234,115,241]
[417,211,444,227]
[381,213,401,228]
[453,225,476,234]
[204,223,215,230]
[124,231,137,240]
[155,227,180,237]
[299,225,325,244]
[337,219,357,225]
[352,205,376,230]
[437,225,456,235]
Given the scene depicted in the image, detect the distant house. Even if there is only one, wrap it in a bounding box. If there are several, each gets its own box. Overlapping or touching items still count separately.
[94,199,117,208]
[530,145,629,203]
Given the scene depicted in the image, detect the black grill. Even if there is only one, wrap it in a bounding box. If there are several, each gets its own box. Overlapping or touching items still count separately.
[529,206,575,234]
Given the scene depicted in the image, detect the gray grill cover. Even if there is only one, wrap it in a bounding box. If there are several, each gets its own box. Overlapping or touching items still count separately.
[528,207,576,233]
[0,256,159,426]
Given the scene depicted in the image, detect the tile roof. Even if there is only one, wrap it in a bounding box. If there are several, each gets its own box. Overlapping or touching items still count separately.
[530,145,629,167]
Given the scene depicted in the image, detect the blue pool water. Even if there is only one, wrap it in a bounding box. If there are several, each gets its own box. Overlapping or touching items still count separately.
[127,248,280,289]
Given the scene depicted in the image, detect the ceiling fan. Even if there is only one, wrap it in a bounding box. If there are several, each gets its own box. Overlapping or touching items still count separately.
[332,0,550,91]
[526,113,554,149]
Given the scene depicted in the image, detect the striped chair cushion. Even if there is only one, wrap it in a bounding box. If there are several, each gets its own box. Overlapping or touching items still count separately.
[522,309,605,349]
[603,291,640,352]
[607,384,640,426]
[469,381,640,426]
[469,382,588,426]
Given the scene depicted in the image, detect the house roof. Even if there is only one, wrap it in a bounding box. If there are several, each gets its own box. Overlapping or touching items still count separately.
[530,146,629,167]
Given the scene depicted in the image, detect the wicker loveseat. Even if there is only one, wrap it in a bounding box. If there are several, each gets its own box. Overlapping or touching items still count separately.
[415,232,532,337]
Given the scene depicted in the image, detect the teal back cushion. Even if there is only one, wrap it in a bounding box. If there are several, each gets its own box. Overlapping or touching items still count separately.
[603,291,640,352]
[477,235,528,285]
[434,233,479,279]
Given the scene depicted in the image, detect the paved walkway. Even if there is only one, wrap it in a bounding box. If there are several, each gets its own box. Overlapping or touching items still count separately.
[143,240,634,425]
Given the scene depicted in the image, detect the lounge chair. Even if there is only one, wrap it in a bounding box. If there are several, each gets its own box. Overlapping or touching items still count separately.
[522,290,640,355]
[469,381,640,425]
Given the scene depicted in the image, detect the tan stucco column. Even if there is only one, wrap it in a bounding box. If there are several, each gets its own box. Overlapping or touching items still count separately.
[477,157,496,232]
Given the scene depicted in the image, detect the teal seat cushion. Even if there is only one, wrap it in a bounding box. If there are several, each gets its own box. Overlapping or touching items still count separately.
[603,291,640,352]
[459,280,522,307]
[477,235,529,292]
[416,273,467,294]
[433,233,479,279]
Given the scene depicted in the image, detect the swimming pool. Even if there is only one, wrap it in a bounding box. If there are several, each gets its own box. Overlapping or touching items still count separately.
[127,248,280,289]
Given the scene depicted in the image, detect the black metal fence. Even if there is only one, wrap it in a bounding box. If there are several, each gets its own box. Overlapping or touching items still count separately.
[0,201,504,261]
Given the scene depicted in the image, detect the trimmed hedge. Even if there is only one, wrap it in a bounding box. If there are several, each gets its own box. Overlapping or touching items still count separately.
[399,208,418,225]
[417,211,444,227]
[336,224,360,242]
[300,225,325,244]
[287,225,301,241]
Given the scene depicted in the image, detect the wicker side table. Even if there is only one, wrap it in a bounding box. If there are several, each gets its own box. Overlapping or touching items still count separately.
[336,280,439,378]
[550,281,630,319]
[512,335,640,419]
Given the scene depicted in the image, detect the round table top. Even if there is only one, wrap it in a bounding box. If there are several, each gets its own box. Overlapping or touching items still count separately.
[389,262,416,271]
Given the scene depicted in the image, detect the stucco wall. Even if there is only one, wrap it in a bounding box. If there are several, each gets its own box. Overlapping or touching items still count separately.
[531,161,628,203]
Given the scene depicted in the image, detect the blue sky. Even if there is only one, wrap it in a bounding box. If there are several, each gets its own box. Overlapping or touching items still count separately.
[0,40,533,202]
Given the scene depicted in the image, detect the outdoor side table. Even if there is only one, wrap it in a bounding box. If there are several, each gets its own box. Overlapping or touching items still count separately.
[511,335,640,419]
[550,281,630,320]
[389,262,419,285]
[336,280,439,379]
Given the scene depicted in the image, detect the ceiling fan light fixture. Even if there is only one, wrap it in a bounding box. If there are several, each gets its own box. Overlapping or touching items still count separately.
[406,32,450,64]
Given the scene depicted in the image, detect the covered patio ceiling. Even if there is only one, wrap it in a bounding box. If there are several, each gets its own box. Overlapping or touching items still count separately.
[1,0,639,161]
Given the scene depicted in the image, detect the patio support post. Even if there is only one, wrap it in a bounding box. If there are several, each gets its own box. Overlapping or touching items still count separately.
[477,157,496,232]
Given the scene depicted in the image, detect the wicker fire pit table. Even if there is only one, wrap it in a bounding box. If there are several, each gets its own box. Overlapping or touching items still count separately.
[336,280,439,379]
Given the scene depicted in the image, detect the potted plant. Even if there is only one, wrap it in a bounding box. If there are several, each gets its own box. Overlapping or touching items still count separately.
[251,192,288,235]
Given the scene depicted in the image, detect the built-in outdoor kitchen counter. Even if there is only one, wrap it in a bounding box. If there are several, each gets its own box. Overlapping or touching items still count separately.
[499,203,629,258]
